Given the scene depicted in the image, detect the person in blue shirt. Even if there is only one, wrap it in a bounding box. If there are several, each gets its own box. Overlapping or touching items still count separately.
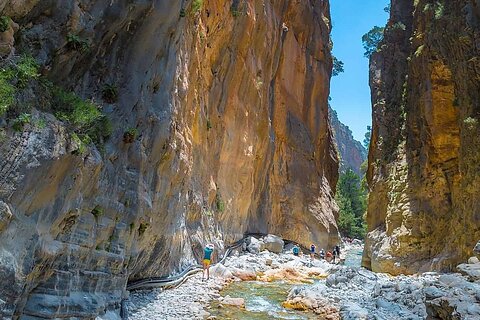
[203,244,214,281]
[310,244,316,260]
[292,244,300,256]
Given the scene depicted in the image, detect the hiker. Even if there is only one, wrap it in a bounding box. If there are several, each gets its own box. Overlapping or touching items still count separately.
[310,243,316,260]
[335,245,341,257]
[332,247,337,263]
[203,243,214,281]
[292,244,300,256]
[326,250,333,263]
[319,248,325,260]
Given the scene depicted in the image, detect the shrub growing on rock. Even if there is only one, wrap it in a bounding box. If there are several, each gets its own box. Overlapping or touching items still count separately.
[0,70,15,116]
[123,127,138,143]
[11,113,31,131]
[102,83,118,103]
[0,16,10,33]
[66,33,90,52]
[192,0,203,13]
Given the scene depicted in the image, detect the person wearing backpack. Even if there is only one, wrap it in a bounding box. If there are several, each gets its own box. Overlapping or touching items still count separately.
[203,244,215,281]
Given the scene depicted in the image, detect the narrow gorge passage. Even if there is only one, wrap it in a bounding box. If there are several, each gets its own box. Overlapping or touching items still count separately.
[0,0,479,319]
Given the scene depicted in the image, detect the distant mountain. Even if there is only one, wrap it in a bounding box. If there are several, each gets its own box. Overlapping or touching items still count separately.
[329,107,367,176]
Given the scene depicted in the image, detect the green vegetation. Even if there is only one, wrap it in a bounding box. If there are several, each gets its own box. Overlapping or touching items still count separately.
[102,83,118,103]
[180,9,186,17]
[363,125,372,149]
[464,117,478,131]
[362,26,385,58]
[91,205,104,219]
[332,56,345,77]
[335,169,367,239]
[192,0,203,13]
[0,16,10,32]
[0,55,40,116]
[12,113,31,131]
[16,55,40,87]
[434,2,444,19]
[66,33,90,52]
[0,53,111,152]
[123,127,138,143]
[424,2,444,19]
[230,2,246,17]
[231,9,241,17]
[52,86,111,145]
[0,69,15,116]
[390,22,406,31]
[215,192,225,212]
[53,88,102,127]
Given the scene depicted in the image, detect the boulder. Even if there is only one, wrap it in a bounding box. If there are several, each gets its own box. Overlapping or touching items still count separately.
[352,239,363,246]
[209,264,233,279]
[260,234,284,253]
[220,296,245,308]
[246,237,263,254]
[265,258,272,266]
[468,256,479,264]
[231,267,256,281]
[474,241,480,257]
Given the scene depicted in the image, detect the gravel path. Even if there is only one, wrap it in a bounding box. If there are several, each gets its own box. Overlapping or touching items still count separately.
[126,272,227,320]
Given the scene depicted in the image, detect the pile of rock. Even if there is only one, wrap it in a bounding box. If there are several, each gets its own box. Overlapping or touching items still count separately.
[246,234,285,254]
[286,262,480,320]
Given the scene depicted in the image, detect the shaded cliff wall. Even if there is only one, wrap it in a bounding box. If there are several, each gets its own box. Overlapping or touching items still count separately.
[0,0,339,318]
[329,106,367,175]
[363,0,480,275]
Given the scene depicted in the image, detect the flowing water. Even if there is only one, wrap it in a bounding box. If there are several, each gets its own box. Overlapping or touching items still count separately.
[209,247,364,319]
[208,280,315,319]
[343,246,363,267]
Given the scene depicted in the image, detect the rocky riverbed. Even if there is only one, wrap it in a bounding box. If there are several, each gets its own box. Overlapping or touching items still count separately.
[126,236,480,319]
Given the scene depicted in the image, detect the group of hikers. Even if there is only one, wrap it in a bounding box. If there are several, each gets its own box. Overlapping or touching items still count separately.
[292,243,341,263]
[201,241,342,280]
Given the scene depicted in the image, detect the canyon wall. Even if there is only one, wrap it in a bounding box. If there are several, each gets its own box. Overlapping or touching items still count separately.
[0,0,339,318]
[329,106,367,175]
[363,0,480,275]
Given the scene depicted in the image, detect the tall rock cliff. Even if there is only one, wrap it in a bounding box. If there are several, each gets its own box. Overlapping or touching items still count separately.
[0,0,339,318]
[329,106,367,175]
[363,0,480,275]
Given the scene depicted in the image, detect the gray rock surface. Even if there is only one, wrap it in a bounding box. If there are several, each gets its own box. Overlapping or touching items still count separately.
[260,234,285,253]
[288,266,480,320]
[247,237,263,254]
[468,256,479,264]
[457,263,480,281]
[474,241,480,257]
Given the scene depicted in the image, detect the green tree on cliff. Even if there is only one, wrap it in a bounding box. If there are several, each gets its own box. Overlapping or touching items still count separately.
[363,125,372,149]
[336,169,367,239]
[362,26,384,58]
[332,56,345,76]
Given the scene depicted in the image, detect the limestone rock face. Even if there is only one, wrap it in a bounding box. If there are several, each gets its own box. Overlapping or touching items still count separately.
[0,0,339,318]
[329,107,367,175]
[363,0,480,275]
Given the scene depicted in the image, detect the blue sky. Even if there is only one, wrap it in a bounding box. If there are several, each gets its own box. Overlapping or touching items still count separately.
[329,0,389,142]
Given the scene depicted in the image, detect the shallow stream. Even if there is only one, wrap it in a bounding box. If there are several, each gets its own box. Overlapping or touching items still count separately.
[208,247,364,319]
[208,280,314,319]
